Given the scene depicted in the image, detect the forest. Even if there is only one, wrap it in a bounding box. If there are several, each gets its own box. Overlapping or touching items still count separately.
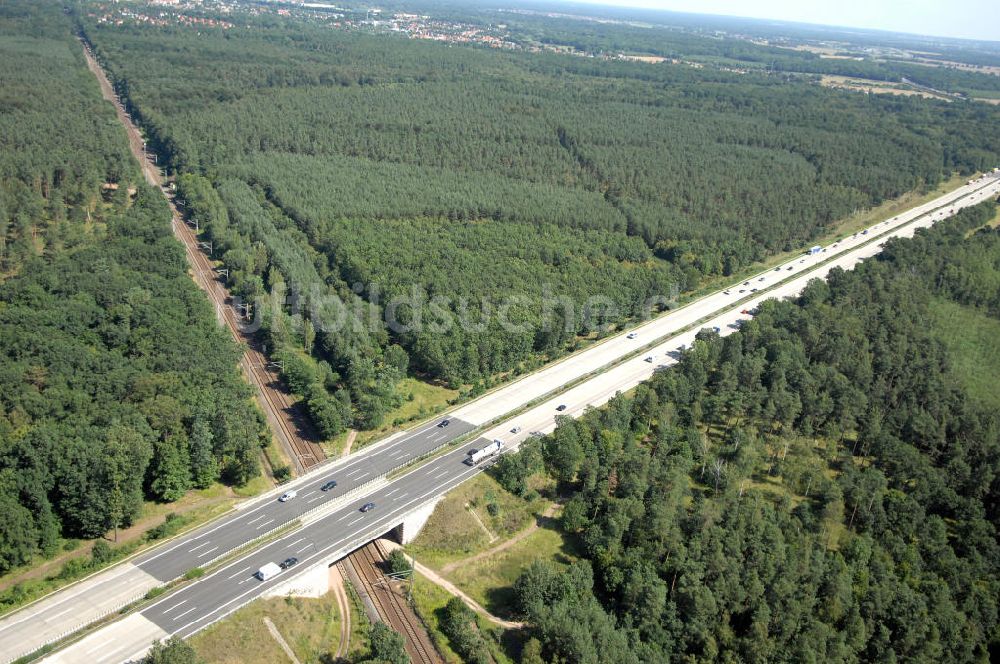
[80,1,1000,436]
[488,201,1000,663]
[0,2,266,574]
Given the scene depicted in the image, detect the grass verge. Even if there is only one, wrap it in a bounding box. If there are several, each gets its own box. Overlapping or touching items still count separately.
[190,594,343,663]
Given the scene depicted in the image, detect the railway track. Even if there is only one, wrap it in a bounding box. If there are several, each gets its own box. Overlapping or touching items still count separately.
[347,542,441,664]
[82,42,325,473]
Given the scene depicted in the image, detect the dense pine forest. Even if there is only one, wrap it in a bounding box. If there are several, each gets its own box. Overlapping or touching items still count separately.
[0,2,266,575]
[490,201,1000,663]
[79,2,1000,436]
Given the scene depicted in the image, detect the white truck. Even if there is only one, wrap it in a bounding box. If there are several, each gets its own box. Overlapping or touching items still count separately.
[256,562,282,581]
[466,439,504,466]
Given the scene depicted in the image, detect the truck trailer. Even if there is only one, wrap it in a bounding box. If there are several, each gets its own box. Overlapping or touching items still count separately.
[466,439,504,466]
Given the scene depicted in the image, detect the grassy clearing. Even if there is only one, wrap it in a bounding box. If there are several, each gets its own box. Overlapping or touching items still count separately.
[985,204,1000,229]
[445,524,574,617]
[407,473,550,570]
[190,593,343,664]
[928,297,1000,409]
[356,377,459,448]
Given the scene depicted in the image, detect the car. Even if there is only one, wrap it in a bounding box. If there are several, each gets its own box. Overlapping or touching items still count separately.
[740,309,750,315]
[626,332,638,339]
[862,230,869,235]
[743,281,750,286]
[739,289,746,293]
[278,490,297,502]
[556,404,567,412]
[774,267,781,272]
[437,419,450,427]
[723,290,731,295]
[750,288,758,292]
[758,277,765,281]
[510,426,521,434]
[644,356,654,363]
[360,502,376,513]
[712,326,721,333]
[320,480,337,492]
[799,259,805,263]
[787,266,793,270]
[280,557,299,569]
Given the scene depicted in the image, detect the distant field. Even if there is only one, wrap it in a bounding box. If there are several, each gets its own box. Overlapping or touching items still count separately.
[820,74,947,100]
[929,298,1000,409]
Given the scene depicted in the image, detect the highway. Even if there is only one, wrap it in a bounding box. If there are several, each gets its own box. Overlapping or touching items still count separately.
[30,171,1000,664]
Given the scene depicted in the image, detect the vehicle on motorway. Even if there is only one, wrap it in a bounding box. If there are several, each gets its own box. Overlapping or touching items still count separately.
[712,326,721,333]
[739,289,746,293]
[758,277,765,281]
[321,480,337,491]
[437,419,450,427]
[774,267,780,272]
[626,332,638,339]
[466,439,504,466]
[278,490,297,502]
[644,355,654,362]
[556,404,567,411]
[751,288,758,292]
[360,502,376,512]
[256,562,282,581]
[723,290,731,295]
[740,309,750,315]
[809,245,822,255]
[787,266,793,270]
[743,281,750,285]
[511,425,521,433]
[280,557,299,569]
[862,230,869,235]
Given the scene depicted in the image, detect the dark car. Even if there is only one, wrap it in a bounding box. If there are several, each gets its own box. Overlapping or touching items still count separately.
[556,404,567,412]
[437,419,450,428]
[360,502,376,513]
[280,557,298,569]
[774,267,781,272]
[786,266,793,271]
[321,480,337,492]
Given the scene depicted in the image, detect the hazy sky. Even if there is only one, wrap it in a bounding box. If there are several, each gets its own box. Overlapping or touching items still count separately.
[565,0,1000,42]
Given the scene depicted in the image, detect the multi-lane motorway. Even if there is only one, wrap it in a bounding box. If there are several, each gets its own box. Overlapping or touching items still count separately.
[5,172,998,664]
